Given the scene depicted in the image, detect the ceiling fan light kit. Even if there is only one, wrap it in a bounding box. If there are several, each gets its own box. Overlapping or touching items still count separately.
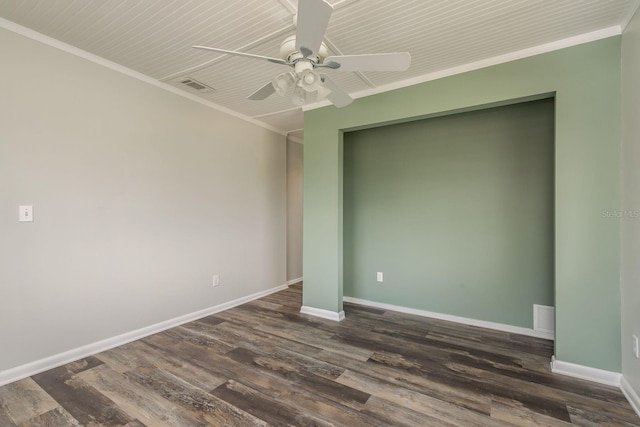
[192,0,411,108]
[292,86,308,106]
[272,72,296,96]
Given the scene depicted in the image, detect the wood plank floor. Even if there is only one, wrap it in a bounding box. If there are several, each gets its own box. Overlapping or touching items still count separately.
[1,284,638,426]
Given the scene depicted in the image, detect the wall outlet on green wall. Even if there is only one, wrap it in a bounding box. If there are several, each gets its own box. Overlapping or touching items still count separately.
[376,272,383,282]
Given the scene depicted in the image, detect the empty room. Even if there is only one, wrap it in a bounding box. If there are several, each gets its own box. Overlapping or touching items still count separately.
[1,0,640,425]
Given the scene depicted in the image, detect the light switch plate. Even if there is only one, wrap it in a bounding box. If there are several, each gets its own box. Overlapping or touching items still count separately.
[19,205,33,222]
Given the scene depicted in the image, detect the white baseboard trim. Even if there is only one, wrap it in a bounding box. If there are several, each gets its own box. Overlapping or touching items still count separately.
[550,356,621,387]
[0,283,289,387]
[286,277,303,286]
[621,376,640,418]
[300,306,345,322]
[343,296,554,340]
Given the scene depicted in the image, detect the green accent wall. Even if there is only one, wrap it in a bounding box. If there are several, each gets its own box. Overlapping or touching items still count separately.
[343,99,555,328]
[303,37,621,371]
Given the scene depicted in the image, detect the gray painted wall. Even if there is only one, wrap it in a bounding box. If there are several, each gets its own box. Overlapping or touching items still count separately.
[287,140,303,282]
[621,8,640,401]
[0,28,286,371]
[343,99,555,328]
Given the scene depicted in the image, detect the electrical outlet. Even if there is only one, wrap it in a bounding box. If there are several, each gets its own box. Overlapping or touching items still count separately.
[376,272,383,282]
[212,274,220,288]
[633,335,639,359]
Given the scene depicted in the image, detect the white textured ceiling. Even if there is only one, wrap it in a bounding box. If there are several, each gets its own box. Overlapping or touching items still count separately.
[1,0,638,137]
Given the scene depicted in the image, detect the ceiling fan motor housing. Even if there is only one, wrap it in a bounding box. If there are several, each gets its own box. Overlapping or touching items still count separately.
[193,0,409,108]
[279,35,328,64]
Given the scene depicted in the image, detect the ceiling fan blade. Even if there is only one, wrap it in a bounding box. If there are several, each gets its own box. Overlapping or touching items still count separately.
[247,82,276,100]
[324,53,411,72]
[193,45,290,66]
[320,75,353,108]
[295,0,333,56]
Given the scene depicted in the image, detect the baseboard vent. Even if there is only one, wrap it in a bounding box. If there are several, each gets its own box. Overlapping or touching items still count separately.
[534,304,555,334]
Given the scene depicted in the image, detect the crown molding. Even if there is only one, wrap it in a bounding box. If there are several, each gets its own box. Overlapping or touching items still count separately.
[286,134,304,144]
[1,17,623,132]
[303,26,622,112]
[0,18,287,137]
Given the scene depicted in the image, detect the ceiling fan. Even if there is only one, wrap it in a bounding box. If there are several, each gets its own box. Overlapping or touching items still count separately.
[192,0,411,108]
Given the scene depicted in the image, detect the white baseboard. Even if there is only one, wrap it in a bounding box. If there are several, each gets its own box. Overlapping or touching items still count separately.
[343,296,554,340]
[300,306,345,322]
[621,376,640,418]
[0,283,289,387]
[550,356,621,387]
[286,277,303,286]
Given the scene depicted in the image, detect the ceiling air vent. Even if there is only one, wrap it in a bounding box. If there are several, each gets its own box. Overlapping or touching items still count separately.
[181,78,214,93]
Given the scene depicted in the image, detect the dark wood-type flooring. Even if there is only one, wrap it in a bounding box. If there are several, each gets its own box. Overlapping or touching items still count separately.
[1,284,638,426]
